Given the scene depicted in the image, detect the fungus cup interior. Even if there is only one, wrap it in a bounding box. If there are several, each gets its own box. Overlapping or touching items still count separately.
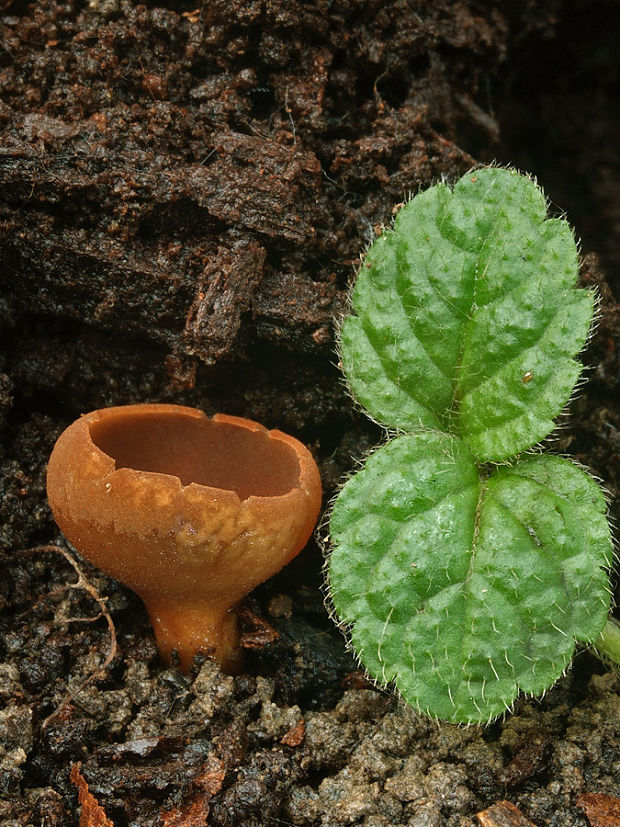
[89,410,301,500]
[47,404,322,675]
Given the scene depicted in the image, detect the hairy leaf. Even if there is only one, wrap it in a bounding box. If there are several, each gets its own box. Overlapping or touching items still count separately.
[329,167,614,723]
[340,167,592,461]
[329,434,612,723]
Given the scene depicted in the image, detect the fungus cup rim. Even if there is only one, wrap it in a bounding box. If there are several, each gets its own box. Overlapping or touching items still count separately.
[80,403,309,504]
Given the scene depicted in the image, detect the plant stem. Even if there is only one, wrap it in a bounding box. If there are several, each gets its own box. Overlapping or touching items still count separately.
[594,617,620,666]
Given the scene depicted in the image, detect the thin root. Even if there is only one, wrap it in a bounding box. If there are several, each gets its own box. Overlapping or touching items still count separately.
[24,545,117,730]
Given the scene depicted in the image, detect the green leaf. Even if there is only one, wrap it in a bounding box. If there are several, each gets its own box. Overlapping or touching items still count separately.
[329,434,612,723]
[329,167,614,723]
[340,167,593,461]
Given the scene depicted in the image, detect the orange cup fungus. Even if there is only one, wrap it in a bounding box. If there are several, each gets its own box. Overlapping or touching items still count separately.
[46,404,322,673]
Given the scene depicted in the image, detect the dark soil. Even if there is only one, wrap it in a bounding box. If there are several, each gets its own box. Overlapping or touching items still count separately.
[1,1,618,825]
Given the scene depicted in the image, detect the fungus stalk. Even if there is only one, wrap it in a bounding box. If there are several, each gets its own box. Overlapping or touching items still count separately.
[46,404,322,673]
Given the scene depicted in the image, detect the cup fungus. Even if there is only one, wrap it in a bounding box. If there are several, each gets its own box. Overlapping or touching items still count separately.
[46,404,322,673]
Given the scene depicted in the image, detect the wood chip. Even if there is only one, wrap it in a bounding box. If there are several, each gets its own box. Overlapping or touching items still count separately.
[160,757,225,826]
[476,800,536,826]
[281,719,306,747]
[576,793,620,827]
[70,763,114,827]
[160,797,210,827]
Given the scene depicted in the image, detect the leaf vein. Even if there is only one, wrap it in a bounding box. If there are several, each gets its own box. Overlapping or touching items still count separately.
[360,317,438,420]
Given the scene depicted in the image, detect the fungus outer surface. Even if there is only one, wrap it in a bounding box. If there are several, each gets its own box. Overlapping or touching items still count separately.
[46,404,322,672]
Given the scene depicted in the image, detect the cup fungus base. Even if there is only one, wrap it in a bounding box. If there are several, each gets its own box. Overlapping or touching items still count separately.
[147,599,243,674]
